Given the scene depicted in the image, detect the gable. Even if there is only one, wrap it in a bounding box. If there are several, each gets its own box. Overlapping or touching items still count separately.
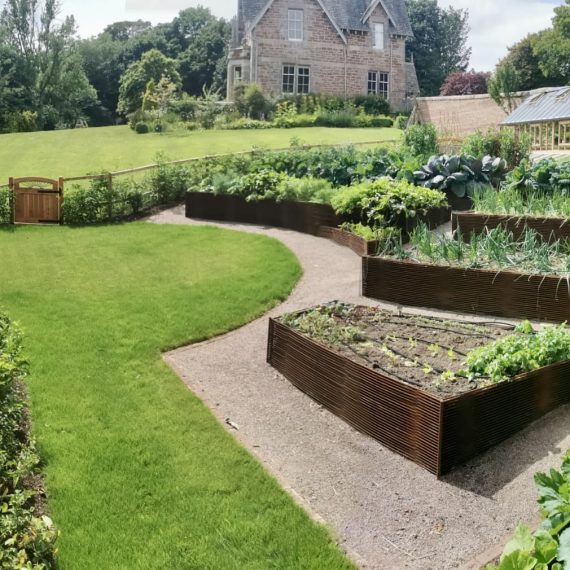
[249,0,347,43]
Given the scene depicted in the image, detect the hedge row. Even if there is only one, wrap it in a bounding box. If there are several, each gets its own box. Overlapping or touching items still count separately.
[0,312,58,569]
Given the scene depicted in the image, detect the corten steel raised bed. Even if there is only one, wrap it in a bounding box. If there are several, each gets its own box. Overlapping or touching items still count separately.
[267,317,570,475]
[362,257,570,323]
[320,206,452,257]
[186,192,342,236]
[453,211,570,244]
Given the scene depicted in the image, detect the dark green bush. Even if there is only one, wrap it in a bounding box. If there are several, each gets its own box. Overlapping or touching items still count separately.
[353,94,391,116]
[314,110,357,128]
[506,158,570,194]
[0,188,12,224]
[355,114,394,128]
[135,122,150,134]
[0,312,58,569]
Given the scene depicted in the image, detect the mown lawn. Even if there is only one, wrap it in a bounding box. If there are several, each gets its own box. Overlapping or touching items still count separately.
[0,223,355,570]
[0,125,402,179]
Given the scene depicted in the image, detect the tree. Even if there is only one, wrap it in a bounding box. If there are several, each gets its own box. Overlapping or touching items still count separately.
[0,0,98,130]
[533,0,570,82]
[440,71,490,96]
[406,0,472,96]
[488,62,521,113]
[117,49,181,115]
[498,33,552,91]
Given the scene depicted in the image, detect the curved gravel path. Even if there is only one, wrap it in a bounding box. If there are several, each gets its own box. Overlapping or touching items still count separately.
[150,206,570,570]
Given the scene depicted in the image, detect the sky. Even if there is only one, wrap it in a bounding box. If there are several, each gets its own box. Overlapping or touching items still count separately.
[59,0,565,71]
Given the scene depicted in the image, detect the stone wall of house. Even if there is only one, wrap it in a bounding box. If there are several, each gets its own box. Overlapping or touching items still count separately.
[227,0,417,110]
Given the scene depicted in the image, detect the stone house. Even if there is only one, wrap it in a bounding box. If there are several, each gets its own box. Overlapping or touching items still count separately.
[227,0,419,110]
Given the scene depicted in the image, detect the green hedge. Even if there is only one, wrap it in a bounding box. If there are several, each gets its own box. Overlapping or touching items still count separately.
[0,188,11,225]
[0,312,58,569]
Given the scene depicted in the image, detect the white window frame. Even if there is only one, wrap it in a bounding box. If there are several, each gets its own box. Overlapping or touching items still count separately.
[282,65,310,95]
[374,22,385,50]
[368,71,389,98]
[288,9,304,41]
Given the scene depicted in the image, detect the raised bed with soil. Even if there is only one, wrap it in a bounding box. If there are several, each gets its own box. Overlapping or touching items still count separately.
[453,211,570,243]
[267,304,570,475]
[186,192,342,236]
[320,206,452,257]
[362,257,570,323]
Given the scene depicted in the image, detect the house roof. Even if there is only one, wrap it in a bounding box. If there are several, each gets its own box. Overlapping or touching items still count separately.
[502,87,570,125]
[240,0,413,37]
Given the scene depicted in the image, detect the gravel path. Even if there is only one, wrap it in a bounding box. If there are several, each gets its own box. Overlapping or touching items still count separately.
[150,206,570,570]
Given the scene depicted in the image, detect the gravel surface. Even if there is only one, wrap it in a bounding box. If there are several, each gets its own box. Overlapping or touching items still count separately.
[150,206,570,569]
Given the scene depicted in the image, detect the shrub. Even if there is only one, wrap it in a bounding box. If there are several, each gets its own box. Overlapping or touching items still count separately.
[0,312,58,569]
[506,158,570,195]
[169,95,198,121]
[276,176,335,204]
[395,115,409,130]
[222,118,272,130]
[354,114,394,128]
[0,187,12,224]
[353,94,391,116]
[332,177,448,225]
[240,83,272,119]
[314,110,357,128]
[403,124,439,159]
[228,170,286,201]
[461,129,531,169]
[135,122,150,134]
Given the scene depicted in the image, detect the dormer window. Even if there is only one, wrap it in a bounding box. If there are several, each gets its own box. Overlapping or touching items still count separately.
[288,9,303,41]
[374,22,385,50]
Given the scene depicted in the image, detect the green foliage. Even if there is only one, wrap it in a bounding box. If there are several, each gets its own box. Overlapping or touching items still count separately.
[472,185,570,219]
[275,176,335,204]
[235,83,271,120]
[331,178,447,225]
[461,130,531,169]
[398,225,570,277]
[353,95,392,116]
[0,187,12,224]
[135,121,150,134]
[227,170,286,202]
[340,223,400,244]
[488,62,522,114]
[464,323,570,383]
[0,311,58,568]
[117,49,181,116]
[506,159,570,195]
[486,450,570,569]
[406,0,471,95]
[395,115,409,130]
[413,154,507,198]
[404,124,440,159]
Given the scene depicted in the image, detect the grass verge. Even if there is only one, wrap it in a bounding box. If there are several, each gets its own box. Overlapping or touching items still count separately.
[0,223,355,570]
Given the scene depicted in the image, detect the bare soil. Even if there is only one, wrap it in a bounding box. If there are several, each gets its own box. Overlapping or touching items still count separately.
[281,304,512,397]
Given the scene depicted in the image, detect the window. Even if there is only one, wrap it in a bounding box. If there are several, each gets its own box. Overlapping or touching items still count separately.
[282,66,310,94]
[374,23,385,50]
[288,9,303,41]
[282,65,296,94]
[297,67,310,94]
[233,66,242,85]
[368,71,389,98]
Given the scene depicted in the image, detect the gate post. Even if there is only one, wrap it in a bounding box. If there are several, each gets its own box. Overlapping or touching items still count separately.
[58,177,65,225]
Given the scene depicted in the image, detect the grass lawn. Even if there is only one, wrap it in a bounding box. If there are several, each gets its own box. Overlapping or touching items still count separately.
[0,125,402,180]
[0,223,355,570]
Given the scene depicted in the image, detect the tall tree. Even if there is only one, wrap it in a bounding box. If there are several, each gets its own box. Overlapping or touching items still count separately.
[0,0,97,129]
[406,0,472,96]
[440,71,490,96]
[488,62,521,113]
[117,48,181,115]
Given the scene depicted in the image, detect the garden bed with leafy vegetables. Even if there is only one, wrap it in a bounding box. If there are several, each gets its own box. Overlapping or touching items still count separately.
[0,312,57,568]
[362,226,570,322]
[268,303,570,475]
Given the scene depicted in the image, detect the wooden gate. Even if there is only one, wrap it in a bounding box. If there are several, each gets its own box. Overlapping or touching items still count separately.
[10,177,63,224]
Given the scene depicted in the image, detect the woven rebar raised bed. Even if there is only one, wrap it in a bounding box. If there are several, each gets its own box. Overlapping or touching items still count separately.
[362,257,570,323]
[319,206,452,257]
[268,316,570,475]
[453,211,570,243]
[186,192,342,236]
